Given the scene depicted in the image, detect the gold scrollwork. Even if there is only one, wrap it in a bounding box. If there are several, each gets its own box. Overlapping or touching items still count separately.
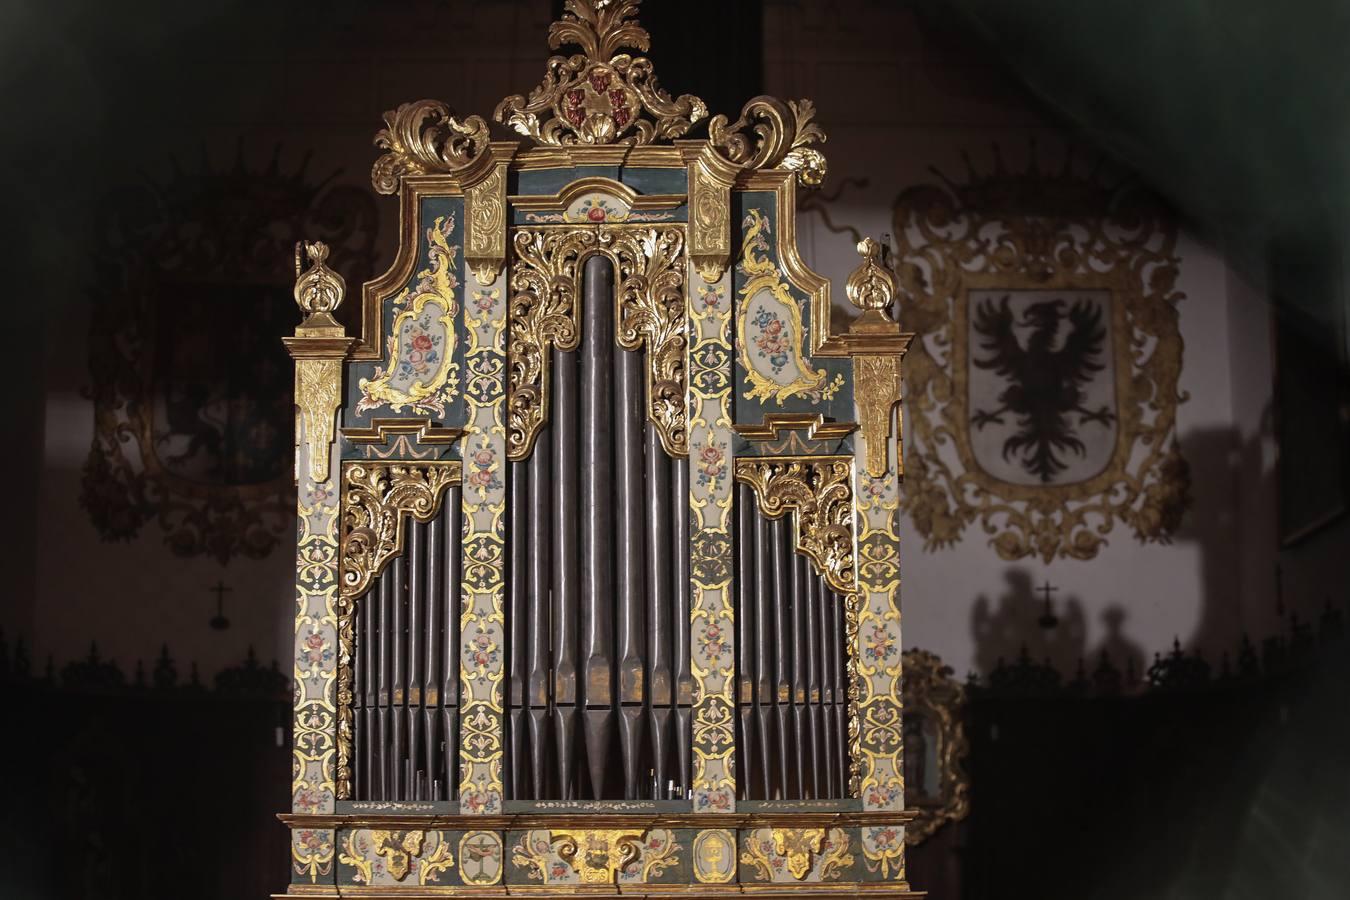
[853,356,901,479]
[902,649,971,845]
[356,214,461,417]
[335,460,461,799]
[494,0,707,147]
[710,96,828,187]
[741,828,854,882]
[507,225,688,460]
[371,100,491,195]
[466,164,508,285]
[372,829,425,882]
[734,456,856,594]
[737,208,833,404]
[506,228,595,460]
[553,829,646,884]
[773,828,825,880]
[338,461,462,601]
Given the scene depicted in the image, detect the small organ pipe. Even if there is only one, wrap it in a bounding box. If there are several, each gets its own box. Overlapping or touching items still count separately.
[614,346,646,707]
[407,520,426,795]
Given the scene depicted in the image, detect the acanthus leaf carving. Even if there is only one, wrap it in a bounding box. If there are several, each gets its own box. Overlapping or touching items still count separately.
[734,456,856,594]
[709,97,828,187]
[493,0,707,147]
[372,100,491,195]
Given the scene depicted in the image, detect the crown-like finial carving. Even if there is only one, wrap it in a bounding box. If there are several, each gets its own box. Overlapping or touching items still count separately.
[293,241,346,319]
[493,0,707,146]
[845,237,898,332]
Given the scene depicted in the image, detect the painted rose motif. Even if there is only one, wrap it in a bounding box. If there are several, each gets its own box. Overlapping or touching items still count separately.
[751,308,791,373]
[698,620,728,662]
[293,788,324,813]
[862,474,889,499]
[863,624,897,663]
[866,783,901,807]
[695,441,727,489]
[696,790,732,811]
[467,446,502,494]
[472,289,498,315]
[298,628,333,668]
[866,826,901,849]
[296,830,331,854]
[698,285,723,311]
[465,625,499,668]
[397,314,442,379]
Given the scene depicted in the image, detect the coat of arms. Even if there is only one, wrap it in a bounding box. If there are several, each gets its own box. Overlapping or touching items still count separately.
[895,147,1190,561]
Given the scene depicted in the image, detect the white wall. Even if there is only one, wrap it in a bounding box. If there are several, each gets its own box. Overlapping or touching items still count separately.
[765,0,1282,677]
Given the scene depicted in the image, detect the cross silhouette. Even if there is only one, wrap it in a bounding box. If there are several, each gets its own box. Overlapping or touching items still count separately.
[1036,580,1059,629]
[208,580,232,631]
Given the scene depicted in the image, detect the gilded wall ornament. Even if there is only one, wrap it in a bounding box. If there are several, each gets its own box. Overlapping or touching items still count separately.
[734,456,856,594]
[896,148,1190,561]
[371,99,491,195]
[83,151,376,563]
[494,0,707,147]
[901,649,971,846]
[465,164,507,285]
[740,827,853,882]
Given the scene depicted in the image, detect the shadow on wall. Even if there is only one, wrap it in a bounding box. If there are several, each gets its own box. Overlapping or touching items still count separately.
[970,567,1146,681]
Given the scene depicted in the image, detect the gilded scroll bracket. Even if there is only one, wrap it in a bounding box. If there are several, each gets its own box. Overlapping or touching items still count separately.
[733,456,856,595]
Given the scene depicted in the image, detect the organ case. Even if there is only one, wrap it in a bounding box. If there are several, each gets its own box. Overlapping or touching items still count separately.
[280,2,917,895]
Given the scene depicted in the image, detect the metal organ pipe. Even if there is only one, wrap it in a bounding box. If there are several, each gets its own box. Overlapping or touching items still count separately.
[579,254,616,799]
[614,343,647,799]
[551,345,579,800]
[527,422,552,800]
[645,421,673,797]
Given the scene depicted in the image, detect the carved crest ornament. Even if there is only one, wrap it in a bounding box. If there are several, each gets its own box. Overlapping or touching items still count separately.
[895,148,1190,562]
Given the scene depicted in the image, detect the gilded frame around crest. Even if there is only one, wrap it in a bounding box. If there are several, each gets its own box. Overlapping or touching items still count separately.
[895,160,1190,562]
[900,649,969,845]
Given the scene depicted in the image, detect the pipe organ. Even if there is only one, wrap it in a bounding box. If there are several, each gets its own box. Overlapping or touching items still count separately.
[281,2,917,895]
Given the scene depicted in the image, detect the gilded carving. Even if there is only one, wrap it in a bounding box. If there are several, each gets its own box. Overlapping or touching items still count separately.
[338,461,462,602]
[506,228,595,460]
[737,209,837,404]
[335,460,461,799]
[689,157,731,283]
[294,240,347,316]
[853,355,901,478]
[507,225,688,460]
[494,0,707,147]
[553,830,645,883]
[466,164,507,285]
[371,829,425,881]
[710,96,828,187]
[740,827,853,882]
[357,214,461,417]
[692,829,736,884]
[734,456,856,594]
[371,99,491,195]
[902,649,971,846]
[896,149,1189,561]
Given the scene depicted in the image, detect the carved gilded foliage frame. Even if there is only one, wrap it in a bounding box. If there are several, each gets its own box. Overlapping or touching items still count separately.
[895,157,1190,562]
[506,223,689,460]
[334,459,462,801]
